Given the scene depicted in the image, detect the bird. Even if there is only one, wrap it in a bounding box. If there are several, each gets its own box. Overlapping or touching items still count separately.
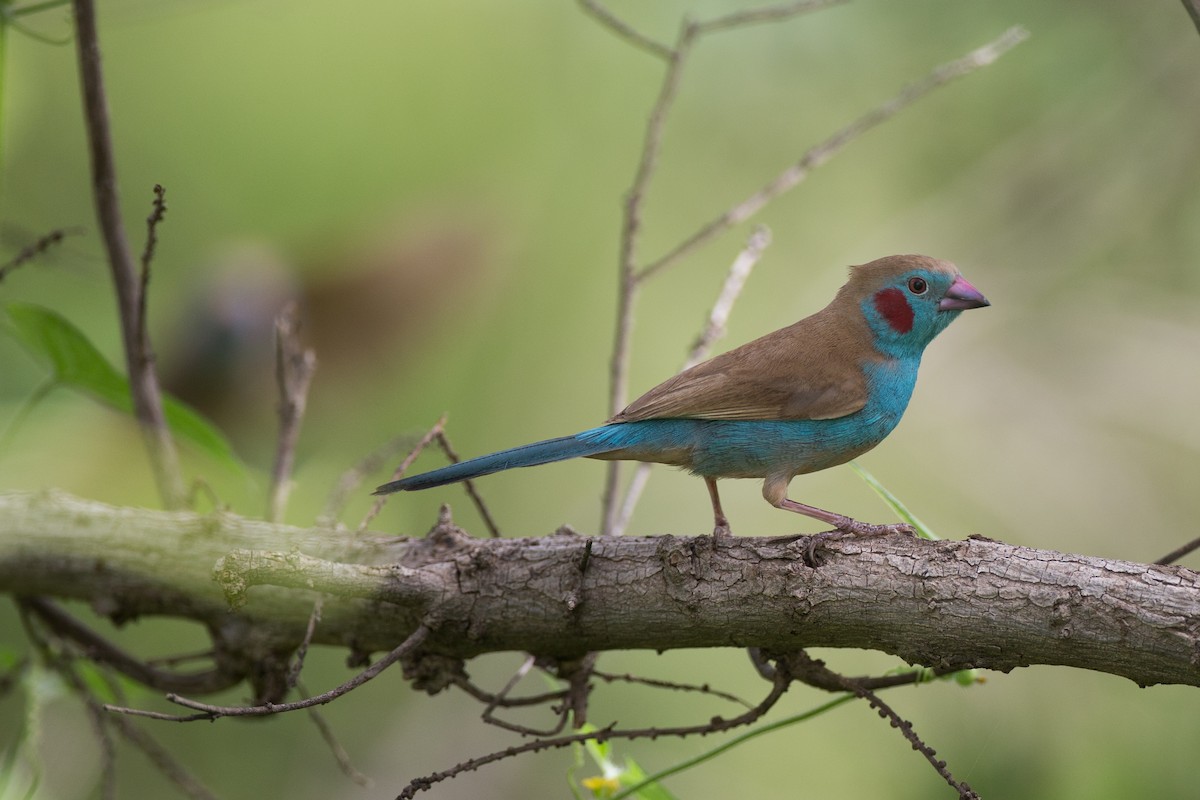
[375,254,988,539]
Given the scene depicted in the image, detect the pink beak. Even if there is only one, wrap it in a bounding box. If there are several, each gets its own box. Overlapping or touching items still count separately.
[939,275,989,311]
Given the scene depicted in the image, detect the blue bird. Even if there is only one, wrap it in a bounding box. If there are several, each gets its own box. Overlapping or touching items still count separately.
[376,254,988,538]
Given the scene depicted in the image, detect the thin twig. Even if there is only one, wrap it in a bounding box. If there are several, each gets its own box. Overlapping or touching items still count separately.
[322,434,417,522]
[109,715,220,800]
[137,184,167,357]
[1155,536,1200,566]
[479,655,570,737]
[1182,0,1200,37]
[72,0,185,508]
[694,0,846,34]
[785,652,978,799]
[268,302,317,523]
[592,670,753,709]
[575,0,672,60]
[288,596,324,689]
[299,683,374,788]
[600,18,700,535]
[358,415,447,531]
[21,597,243,694]
[450,675,568,709]
[0,228,78,282]
[398,667,792,799]
[612,226,770,535]
[638,25,1030,282]
[106,624,430,721]
[436,430,502,538]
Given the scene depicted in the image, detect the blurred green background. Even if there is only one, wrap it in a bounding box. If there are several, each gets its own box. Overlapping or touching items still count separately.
[2,0,1199,797]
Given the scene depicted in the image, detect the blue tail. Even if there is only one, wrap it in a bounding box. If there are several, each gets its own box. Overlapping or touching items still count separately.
[374,432,617,494]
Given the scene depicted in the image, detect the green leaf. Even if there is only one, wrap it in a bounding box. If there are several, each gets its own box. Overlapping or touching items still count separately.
[849,460,939,540]
[619,757,677,800]
[3,302,244,474]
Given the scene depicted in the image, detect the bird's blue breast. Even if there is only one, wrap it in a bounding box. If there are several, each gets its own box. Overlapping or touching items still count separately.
[581,359,920,479]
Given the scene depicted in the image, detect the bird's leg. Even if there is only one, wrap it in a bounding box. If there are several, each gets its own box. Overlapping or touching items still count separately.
[761,476,913,553]
[705,477,732,541]
[776,498,913,537]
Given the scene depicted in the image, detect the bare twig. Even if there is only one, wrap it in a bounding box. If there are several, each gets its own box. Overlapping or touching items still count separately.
[358,414,447,531]
[1182,0,1200,37]
[638,25,1030,281]
[592,670,753,709]
[0,227,79,282]
[784,652,978,799]
[575,0,672,60]
[612,226,769,535]
[72,0,185,508]
[435,430,502,537]
[299,683,374,788]
[138,184,167,354]
[600,16,702,535]
[109,715,219,800]
[106,624,430,722]
[1155,535,1200,566]
[288,596,324,689]
[450,675,568,709]
[478,655,571,736]
[21,597,243,694]
[268,303,317,522]
[399,666,792,799]
[322,434,416,522]
[695,0,846,34]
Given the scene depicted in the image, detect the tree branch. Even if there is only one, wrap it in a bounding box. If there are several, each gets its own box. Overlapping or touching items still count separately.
[72,0,185,508]
[1,491,1196,688]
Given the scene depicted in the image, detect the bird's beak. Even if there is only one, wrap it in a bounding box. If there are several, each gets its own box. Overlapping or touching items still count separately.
[939,275,989,311]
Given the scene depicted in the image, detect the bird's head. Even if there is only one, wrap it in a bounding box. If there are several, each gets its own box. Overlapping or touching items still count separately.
[843,254,989,359]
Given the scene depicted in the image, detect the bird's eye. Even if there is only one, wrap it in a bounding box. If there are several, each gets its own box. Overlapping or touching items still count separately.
[907,277,928,295]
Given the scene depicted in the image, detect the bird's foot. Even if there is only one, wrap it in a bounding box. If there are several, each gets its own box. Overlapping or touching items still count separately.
[803,518,914,567]
[833,518,915,538]
[711,521,733,549]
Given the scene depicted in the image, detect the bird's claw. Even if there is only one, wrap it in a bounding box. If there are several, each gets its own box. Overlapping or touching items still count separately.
[835,520,915,538]
[803,519,914,567]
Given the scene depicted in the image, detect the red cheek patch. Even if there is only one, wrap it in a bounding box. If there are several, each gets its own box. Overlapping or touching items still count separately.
[874,288,914,334]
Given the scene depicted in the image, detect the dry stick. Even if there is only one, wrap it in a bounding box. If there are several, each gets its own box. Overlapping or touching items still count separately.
[786,652,977,799]
[450,675,568,709]
[22,597,243,695]
[592,670,753,709]
[611,226,770,536]
[639,25,1029,282]
[0,227,78,281]
[268,303,318,523]
[435,430,502,538]
[398,669,792,799]
[479,655,571,737]
[72,0,185,508]
[575,0,672,60]
[600,17,699,535]
[109,715,219,800]
[105,624,431,722]
[299,682,375,788]
[694,0,847,33]
[1155,536,1200,566]
[19,599,216,800]
[358,415,447,531]
[138,184,167,354]
[322,434,416,522]
[1183,0,1200,37]
[287,596,324,690]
